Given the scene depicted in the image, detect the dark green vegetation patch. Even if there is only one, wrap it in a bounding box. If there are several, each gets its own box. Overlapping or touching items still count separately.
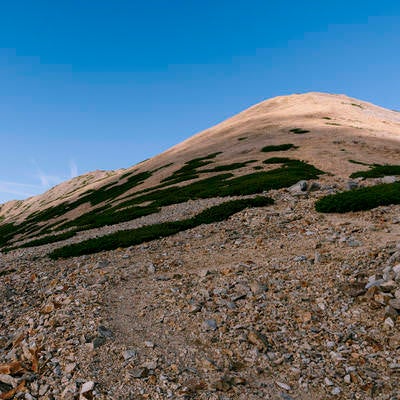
[5,231,77,251]
[161,153,222,185]
[350,164,400,179]
[289,128,310,134]
[49,197,273,259]
[261,144,298,152]
[315,183,400,213]
[348,159,370,166]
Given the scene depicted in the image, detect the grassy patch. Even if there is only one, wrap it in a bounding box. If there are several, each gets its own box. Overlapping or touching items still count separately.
[7,230,77,250]
[349,159,370,166]
[261,144,298,152]
[289,128,310,134]
[161,153,222,185]
[201,160,256,172]
[350,164,400,179]
[315,183,400,213]
[238,137,247,141]
[49,197,273,259]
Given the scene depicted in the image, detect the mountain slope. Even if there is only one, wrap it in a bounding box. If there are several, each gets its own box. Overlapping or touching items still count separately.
[1,92,399,251]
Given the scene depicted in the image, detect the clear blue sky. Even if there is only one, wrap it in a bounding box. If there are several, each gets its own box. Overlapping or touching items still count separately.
[0,0,399,203]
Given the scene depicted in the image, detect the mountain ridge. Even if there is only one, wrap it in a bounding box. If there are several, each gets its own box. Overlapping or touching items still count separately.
[1,91,399,226]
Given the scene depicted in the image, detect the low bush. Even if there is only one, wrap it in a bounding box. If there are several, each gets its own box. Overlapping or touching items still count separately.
[350,164,400,179]
[14,230,77,249]
[261,144,298,152]
[315,182,400,213]
[289,128,310,134]
[49,197,273,259]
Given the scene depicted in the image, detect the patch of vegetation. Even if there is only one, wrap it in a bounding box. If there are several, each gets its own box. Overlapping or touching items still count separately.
[315,183,400,213]
[289,128,310,134]
[351,103,363,109]
[201,160,256,173]
[0,268,16,277]
[8,230,77,250]
[322,117,332,120]
[263,157,293,164]
[0,223,18,247]
[161,153,222,185]
[49,197,274,259]
[261,144,298,153]
[348,159,370,166]
[238,137,247,141]
[326,122,341,126]
[253,166,263,170]
[350,164,400,179]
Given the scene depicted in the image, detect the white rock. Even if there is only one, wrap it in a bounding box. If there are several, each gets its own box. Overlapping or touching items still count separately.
[276,381,291,391]
[324,377,334,386]
[384,317,395,329]
[80,381,95,394]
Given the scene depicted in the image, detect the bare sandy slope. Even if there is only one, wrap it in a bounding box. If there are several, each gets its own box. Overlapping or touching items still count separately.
[1,92,399,224]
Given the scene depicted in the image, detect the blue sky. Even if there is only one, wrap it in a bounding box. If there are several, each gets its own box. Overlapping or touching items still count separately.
[0,1,399,203]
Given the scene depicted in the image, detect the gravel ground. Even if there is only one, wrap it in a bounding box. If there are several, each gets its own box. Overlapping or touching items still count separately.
[1,181,400,399]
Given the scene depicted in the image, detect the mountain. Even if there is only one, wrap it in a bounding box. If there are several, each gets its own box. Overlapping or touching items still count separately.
[1,92,400,399]
[1,92,399,243]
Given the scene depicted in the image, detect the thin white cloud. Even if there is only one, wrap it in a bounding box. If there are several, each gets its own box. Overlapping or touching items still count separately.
[31,159,63,188]
[0,159,80,203]
[0,181,40,198]
[69,159,78,178]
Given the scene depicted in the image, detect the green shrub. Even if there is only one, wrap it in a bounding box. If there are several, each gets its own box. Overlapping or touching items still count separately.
[13,230,77,249]
[315,182,400,213]
[261,144,298,152]
[289,128,310,134]
[49,197,273,259]
[350,164,400,179]
[348,159,370,166]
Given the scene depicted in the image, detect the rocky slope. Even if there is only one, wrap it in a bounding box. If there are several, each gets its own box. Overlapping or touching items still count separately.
[1,92,400,399]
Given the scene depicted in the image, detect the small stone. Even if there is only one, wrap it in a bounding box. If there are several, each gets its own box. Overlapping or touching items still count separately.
[384,317,395,329]
[346,181,358,190]
[381,176,397,184]
[203,319,218,331]
[331,387,341,395]
[39,384,49,396]
[188,303,202,313]
[80,381,95,394]
[276,381,291,391]
[393,264,400,274]
[92,337,106,348]
[142,361,157,370]
[147,263,156,273]
[385,305,399,319]
[122,349,137,361]
[389,299,400,310]
[130,367,149,379]
[344,374,351,384]
[198,269,211,277]
[249,281,267,295]
[144,341,154,348]
[324,377,334,386]
[98,326,113,338]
